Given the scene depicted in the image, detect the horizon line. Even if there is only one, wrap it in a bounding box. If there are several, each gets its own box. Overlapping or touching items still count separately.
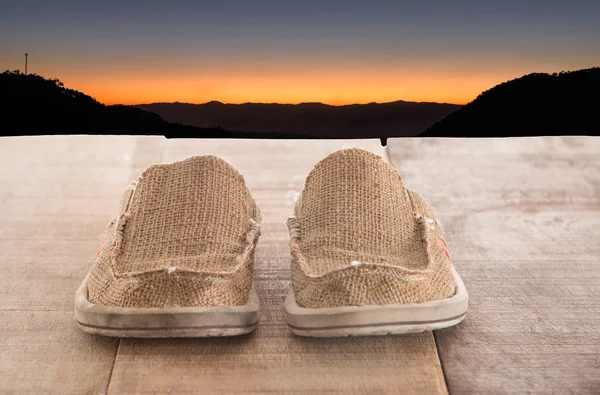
[115,99,467,107]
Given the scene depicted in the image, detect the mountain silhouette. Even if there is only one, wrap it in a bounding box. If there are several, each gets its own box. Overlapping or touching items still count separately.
[7,67,594,139]
[421,67,600,137]
[1,70,231,137]
[137,100,461,138]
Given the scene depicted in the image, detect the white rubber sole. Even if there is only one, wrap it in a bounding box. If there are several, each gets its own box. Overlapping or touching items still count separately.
[285,267,468,337]
[74,275,259,338]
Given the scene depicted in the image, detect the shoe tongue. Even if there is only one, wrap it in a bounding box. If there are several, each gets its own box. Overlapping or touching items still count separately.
[298,148,428,271]
[117,156,253,273]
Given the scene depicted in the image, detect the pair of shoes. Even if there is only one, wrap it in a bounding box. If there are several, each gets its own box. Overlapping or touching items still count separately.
[74,148,468,338]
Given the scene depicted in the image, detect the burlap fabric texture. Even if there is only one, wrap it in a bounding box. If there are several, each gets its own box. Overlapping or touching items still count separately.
[87,156,262,308]
[287,148,456,308]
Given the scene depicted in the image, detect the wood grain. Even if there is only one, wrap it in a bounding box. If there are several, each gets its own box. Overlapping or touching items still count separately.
[107,138,448,394]
[0,311,119,394]
[7,135,598,394]
[0,136,143,394]
[387,136,600,395]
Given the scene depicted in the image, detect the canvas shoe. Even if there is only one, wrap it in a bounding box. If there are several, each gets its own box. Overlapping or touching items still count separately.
[75,156,262,337]
[285,148,467,337]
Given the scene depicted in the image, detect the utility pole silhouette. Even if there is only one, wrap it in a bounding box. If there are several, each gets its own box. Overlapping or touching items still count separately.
[25,53,28,75]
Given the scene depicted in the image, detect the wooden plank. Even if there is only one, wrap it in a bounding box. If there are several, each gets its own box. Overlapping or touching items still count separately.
[0,136,163,394]
[387,136,600,394]
[0,311,119,394]
[107,139,448,394]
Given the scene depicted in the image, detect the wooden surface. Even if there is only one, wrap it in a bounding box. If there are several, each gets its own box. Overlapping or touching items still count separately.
[0,136,134,394]
[1,136,598,394]
[388,137,600,395]
[0,136,446,394]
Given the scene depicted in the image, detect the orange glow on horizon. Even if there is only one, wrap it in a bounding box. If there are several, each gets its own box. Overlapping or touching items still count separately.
[57,67,515,106]
[10,50,597,106]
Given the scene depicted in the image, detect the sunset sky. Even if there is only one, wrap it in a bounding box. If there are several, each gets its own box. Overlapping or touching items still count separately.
[2,0,599,105]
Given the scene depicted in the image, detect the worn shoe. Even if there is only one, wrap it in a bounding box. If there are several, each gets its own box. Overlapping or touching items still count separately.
[75,156,262,337]
[285,148,468,337]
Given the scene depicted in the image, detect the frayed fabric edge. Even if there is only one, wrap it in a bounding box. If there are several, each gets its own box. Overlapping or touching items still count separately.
[286,216,432,279]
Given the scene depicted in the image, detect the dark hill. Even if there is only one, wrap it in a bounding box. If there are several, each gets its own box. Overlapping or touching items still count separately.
[421,67,600,137]
[0,70,231,137]
[137,99,461,138]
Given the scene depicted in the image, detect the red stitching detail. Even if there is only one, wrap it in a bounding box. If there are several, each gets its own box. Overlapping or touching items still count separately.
[443,249,451,260]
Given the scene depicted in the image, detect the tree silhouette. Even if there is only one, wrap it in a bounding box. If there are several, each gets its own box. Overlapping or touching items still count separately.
[421,67,600,137]
[1,70,233,137]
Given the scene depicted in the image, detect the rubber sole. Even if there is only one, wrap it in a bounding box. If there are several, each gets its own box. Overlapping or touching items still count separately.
[284,267,468,337]
[74,275,259,338]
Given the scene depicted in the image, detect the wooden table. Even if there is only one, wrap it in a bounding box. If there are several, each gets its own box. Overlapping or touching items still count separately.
[1,136,598,394]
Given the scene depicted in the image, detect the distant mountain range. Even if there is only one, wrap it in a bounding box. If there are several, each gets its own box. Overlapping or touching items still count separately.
[137,100,461,138]
[2,67,597,139]
[422,67,600,137]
